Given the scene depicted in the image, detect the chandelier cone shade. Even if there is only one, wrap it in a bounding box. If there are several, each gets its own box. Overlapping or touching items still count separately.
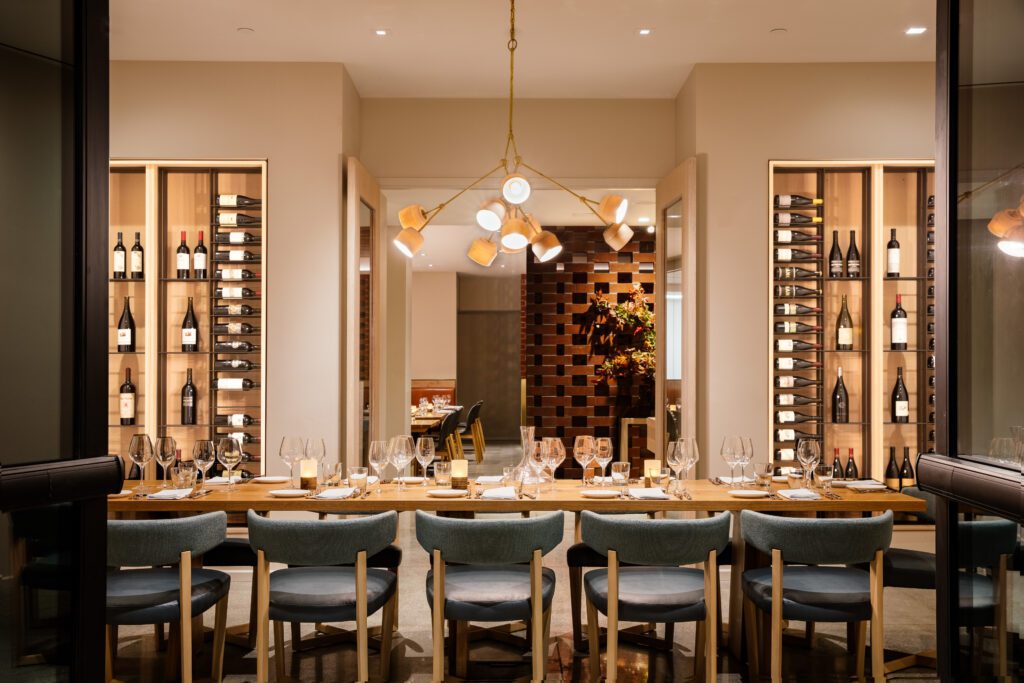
[989,208,1024,238]
[603,222,634,251]
[393,227,425,258]
[597,195,629,225]
[399,204,428,230]
[476,200,507,231]
[531,230,563,262]
[500,217,532,250]
[467,237,498,266]
[501,174,532,205]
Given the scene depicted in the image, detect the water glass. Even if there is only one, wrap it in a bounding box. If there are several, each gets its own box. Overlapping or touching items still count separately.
[416,436,435,484]
[753,462,775,490]
[170,466,196,490]
[814,464,834,494]
[349,466,369,495]
[323,462,344,487]
[434,461,451,487]
[610,462,630,487]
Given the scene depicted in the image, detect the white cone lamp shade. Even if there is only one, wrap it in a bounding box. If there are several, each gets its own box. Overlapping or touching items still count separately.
[597,195,629,224]
[476,200,507,231]
[399,204,428,230]
[531,230,563,262]
[501,174,532,205]
[467,238,498,267]
[989,209,1024,238]
[394,227,425,257]
[998,223,1024,258]
[501,243,527,254]
[603,222,634,251]
[500,217,532,250]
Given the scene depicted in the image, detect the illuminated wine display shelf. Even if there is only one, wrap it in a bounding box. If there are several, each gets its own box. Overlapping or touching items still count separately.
[108,160,268,477]
[768,161,935,483]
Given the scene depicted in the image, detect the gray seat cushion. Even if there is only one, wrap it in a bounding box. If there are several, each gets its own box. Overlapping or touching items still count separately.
[742,566,871,623]
[584,567,707,623]
[959,572,998,627]
[268,566,396,623]
[107,568,230,625]
[883,548,936,589]
[426,565,556,622]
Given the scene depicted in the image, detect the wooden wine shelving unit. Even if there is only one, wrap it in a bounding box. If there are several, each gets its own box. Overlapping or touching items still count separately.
[108,160,268,477]
[767,161,935,482]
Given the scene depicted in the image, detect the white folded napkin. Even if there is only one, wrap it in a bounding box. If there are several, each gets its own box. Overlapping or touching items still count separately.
[481,487,518,500]
[205,475,244,485]
[592,473,627,485]
[719,475,755,484]
[778,488,820,500]
[628,487,669,500]
[315,488,356,500]
[147,488,194,500]
[476,475,504,484]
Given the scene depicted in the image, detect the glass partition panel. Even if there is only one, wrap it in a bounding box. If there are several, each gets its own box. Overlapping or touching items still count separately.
[663,200,684,444]
[358,201,374,463]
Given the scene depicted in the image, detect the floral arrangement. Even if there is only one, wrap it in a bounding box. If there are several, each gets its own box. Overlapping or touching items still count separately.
[585,283,656,385]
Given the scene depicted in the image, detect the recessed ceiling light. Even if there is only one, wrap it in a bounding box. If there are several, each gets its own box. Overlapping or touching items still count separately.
[905,27,927,35]
[667,214,682,219]
[638,28,652,36]
[428,263,433,268]
[375,29,389,36]
[237,27,255,33]
[646,225,655,234]
[638,216,650,224]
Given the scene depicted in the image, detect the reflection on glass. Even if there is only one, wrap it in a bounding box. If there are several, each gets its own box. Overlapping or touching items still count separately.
[664,200,684,443]
[358,201,374,463]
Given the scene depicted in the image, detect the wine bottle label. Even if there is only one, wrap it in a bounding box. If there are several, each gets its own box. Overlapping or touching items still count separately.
[895,400,909,417]
[777,376,795,388]
[228,359,246,368]
[130,252,143,272]
[891,318,908,344]
[777,394,794,405]
[838,327,853,346]
[777,213,792,226]
[221,269,242,280]
[114,252,126,273]
[195,253,207,271]
[176,253,189,271]
[848,260,861,274]
[218,378,245,390]
[777,448,794,459]
[229,250,246,262]
[119,393,134,419]
[887,248,900,274]
[182,328,197,345]
[230,232,245,244]
[830,259,843,274]
[221,287,243,298]
[777,429,796,441]
[228,431,247,442]
[229,414,246,427]
[227,304,243,315]
[777,230,792,243]
[776,248,792,261]
[226,322,243,334]
[182,396,194,408]
[777,358,794,370]
[777,340,794,352]
[219,194,238,207]
[220,213,238,225]
[778,411,795,423]
[117,329,132,346]
[777,195,792,208]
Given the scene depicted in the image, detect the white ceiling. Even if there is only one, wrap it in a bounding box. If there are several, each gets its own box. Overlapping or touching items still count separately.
[110,0,935,98]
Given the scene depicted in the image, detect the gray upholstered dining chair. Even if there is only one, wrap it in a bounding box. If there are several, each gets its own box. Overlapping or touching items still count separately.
[415,510,564,682]
[580,510,731,682]
[247,510,399,683]
[741,510,893,683]
[106,511,230,683]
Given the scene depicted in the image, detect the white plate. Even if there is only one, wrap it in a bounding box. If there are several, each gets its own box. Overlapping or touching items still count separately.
[252,476,291,484]
[831,479,861,488]
[580,489,622,499]
[108,489,132,498]
[729,489,771,498]
[426,488,467,498]
[397,476,425,484]
[846,481,887,491]
[267,489,310,498]
[772,475,789,483]
[205,476,245,485]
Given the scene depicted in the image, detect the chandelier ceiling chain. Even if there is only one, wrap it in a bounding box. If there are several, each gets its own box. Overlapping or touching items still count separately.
[393,0,634,265]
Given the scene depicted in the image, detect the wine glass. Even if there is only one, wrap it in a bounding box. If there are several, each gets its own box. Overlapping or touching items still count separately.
[720,435,743,484]
[416,437,435,485]
[368,440,388,493]
[127,434,154,494]
[678,437,699,495]
[192,439,215,490]
[795,439,821,488]
[279,436,304,487]
[666,440,684,491]
[594,437,613,483]
[155,436,177,488]
[388,436,415,492]
[217,437,243,491]
[573,435,595,487]
[737,436,755,487]
[544,437,566,484]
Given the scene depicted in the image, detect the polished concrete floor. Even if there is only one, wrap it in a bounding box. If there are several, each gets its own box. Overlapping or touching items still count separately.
[102,442,947,681]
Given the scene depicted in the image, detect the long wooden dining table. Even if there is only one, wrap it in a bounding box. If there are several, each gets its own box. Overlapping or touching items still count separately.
[109,479,926,659]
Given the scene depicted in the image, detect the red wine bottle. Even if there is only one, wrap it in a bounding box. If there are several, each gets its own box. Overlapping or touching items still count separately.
[775,230,822,244]
[113,231,127,279]
[891,367,910,423]
[130,232,144,280]
[215,358,256,371]
[214,231,259,244]
[774,212,823,227]
[181,368,197,425]
[214,250,259,262]
[213,303,255,316]
[181,296,198,352]
[886,229,901,277]
[214,321,256,335]
[890,294,908,350]
[899,447,916,488]
[774,428,817,443]
[774,194,823,209]
[216,413,258,427]
[194,230,208,278]
[215,286,258,299]
[176,231,190,279]
[774,303,822,316]
[774,339,821,352]
[215,268,258,281]
[836,295,854,350]
[117,297,136,352]
[214,340,256,353]
[845,449,859,479]
[828,230,844,278]
[216,377,256,391]
[831,366,849,423]
[775,410,818,424]
[832,448,844,479]
[119,368,136,425]
[845,230,861,277]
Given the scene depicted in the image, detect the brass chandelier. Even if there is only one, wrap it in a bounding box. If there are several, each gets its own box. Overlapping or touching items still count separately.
[393,0,633,267]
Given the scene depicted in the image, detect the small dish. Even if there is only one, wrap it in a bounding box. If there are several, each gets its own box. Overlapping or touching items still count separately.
[580,489,622,499]
[252,476,291,484]
[397,476,425,484]
[728,489,771,498]
[772,475,789,483]
[426,488,468,498]
[267,489,310,498]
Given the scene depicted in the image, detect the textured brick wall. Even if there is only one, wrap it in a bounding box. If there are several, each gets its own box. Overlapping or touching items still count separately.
[524,226,656,477]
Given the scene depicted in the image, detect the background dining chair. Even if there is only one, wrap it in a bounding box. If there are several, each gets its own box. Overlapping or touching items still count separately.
[580,510,731,682]
[247,510,399,683]
[435,410,462,460]
[415,510,564,682]
[106,512,230,683]
[458,400,486,463]
[740,509,893,683]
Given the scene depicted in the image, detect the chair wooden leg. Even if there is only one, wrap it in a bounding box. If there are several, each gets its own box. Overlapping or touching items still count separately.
[179,551,193,683]
[379,594,396,680]
[606,550,618,683]
[274,620,286,682]
[165,621,181,682]
[570,566,585,653]
[704,549,718,682]
[105,626,114,683]
[854,620,867,681]
[212,596,228,683]
[531,549,546,683]
[694,620,706,682]
[804,621,816,648]
[771,549,783,683]
[743,598,760,681]
[586,598,601,682]
[247,573,259,649]
[455,621,469,678]
[356,551,369,683]
[256,550,270,683]
[869,550,884,683]
[432,551,446,683]
[542,608,552,660]
[996,555,1009,681]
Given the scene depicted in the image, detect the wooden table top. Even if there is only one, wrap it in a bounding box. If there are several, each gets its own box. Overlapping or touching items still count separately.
[108,479,927,514]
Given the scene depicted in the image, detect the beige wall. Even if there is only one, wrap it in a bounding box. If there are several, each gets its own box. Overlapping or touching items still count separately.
[677,62,935,476]
[410,271,458,380]
[110,61,362,472]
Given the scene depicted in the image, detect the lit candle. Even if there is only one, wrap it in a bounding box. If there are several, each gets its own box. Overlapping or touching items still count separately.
[451,459,468,479]
[299,458,318,490]
[644,459,661,478]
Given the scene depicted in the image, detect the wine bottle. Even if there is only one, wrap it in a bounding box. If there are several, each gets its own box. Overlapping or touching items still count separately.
[775,429,817,443]
[828,230,844,278]
[927,213,935,228]
[774,266,821,280]
[884,447,900,490]
[775,230,823,244]
[774,321,822,334]
[176,231,191,279]
[774,339,821,352]
[774,303,822,316]
[214,231,259,244]
[831,366,849,423]
[181,368,197,425]
[224,431,258,445]
[213,249,259,262]
[927,248,935,262]
[845,448,859,479]
[928,375,936,388]
[832,448,844,479]
[213,303,255,316]
[774,194,823,209]
[927,321,935,334]
[774,375,821,389]
[217,194,260,207]
[214,340,256,353]
[774,212,823,227]
[927,303,935,316]
[775,393,820,406]
[774,447,795,460]
[927,355,936,369]
[774,284,821,298]
[927,267,935,279]
[215,358,256,371]
[845,230,861,277]
[217,212,260,226]
[836,294,854,350]
[775,357,821,371]
[216,377,256,391]
[927,195,935,208]
[886,229,901,277]
[181,296,198,352]
[130,232,144,280]
[900,447,916,489]
[927,231,935,244]
[215,268,258,280]
[774,247,820,262]
[119,368,136,426]
[891,367,910,423]
[214,321,255,335]
[890,294,908,350]
[117,297,136,352]
[215,286,257,299]
[194,230,208,279]
[776,410,818,424]
[112,231,127,279]
[216,413,257,427]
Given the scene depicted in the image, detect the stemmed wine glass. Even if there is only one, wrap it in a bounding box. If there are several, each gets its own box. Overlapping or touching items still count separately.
[666,440,684,491]
[573,435,595,487]
[368,441,388,492]
[594,437,613,483]
[544,438,566,490]
[127,434,154,495]
[217,437,243,491]
[720,435,743,485]
[795,438,821,488]
[155,436,177,489]
[679,437,699,488]
[416,437,435,486]
[192,439,215,491]
[737,436,754,488]
[389,436,415,492]
[279,436,304,487]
